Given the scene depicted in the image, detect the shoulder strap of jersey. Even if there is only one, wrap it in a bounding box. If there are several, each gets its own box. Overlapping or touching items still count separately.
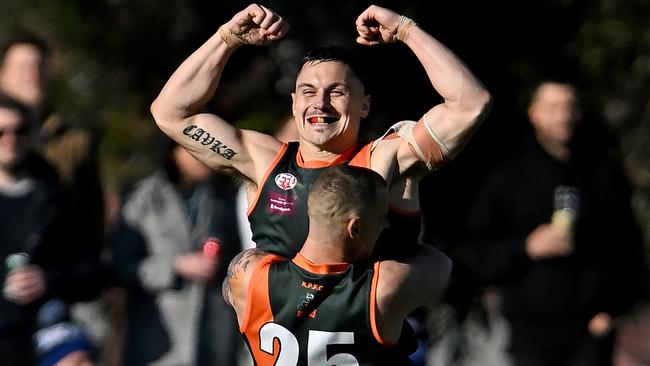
[246,143,291,216]
[241,253,285,332]
[369,261,392,345]
[349,140,373,168]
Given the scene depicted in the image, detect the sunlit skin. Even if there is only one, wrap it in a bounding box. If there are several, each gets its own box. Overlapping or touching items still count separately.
[0,43,46,108]
[150,3,491,196]
[291,60,370,157]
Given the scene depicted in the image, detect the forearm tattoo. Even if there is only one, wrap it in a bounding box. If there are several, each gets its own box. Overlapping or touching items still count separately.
[182,125,238,160]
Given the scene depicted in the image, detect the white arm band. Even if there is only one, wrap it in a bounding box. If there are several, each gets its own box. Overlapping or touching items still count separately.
[372,119,448,170]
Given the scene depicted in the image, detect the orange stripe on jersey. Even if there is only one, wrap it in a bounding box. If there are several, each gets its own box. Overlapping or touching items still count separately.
[291,252,350,274]
[370,261,391,345]
[246,143,289,216]
[349,140,373,168]
[242,254,285,366]
[241,254,280,332]
[296,142,359,168]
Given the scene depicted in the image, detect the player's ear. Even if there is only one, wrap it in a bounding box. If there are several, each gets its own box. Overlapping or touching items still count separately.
[347,217,361,239]
[360,95,371,119]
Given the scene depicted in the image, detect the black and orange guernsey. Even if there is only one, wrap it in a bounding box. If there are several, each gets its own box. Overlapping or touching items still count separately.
[241,253,414,366]
[247,141,420,260]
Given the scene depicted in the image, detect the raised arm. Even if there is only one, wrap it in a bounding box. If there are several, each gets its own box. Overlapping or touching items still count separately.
[150,4,289,180]
[356,5,491,172]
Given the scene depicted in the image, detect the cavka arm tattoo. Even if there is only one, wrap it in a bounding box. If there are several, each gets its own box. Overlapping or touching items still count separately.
[182,125,238,160]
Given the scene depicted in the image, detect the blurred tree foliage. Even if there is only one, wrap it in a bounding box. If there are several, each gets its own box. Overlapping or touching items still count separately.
[0,0,648,246]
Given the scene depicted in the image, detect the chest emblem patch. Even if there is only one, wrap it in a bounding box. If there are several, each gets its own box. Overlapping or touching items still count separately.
[274,173,297,191]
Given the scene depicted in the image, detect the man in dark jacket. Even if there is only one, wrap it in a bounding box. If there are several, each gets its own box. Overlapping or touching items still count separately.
[0,95,103,366]
[456,81,647,366]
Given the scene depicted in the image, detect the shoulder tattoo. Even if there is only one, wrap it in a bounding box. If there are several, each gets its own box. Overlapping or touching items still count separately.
[226,248,268,282]
[224,248,268,306]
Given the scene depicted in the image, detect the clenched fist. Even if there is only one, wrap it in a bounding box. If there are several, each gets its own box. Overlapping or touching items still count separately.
[220,4,290,47]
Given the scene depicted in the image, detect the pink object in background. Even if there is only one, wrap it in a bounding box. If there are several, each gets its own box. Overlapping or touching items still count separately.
[203,237,221,260]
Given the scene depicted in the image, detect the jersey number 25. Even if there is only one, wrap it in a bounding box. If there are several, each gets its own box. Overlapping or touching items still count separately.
[260,322,360,366]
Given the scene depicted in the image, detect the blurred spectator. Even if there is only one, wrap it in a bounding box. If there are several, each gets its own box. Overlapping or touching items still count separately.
[0,33,48,119]
[0,32,106,256]
[33,298,95,366]
[0,95,103,365]
[111,141,242,365]
[454,80,648,365]
[1,32,109,363]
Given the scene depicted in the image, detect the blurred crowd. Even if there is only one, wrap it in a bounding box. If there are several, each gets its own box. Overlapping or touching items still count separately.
[0,32,248,366]
[0,30,648,366]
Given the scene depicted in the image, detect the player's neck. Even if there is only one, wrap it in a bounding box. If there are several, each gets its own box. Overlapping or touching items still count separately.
[299,132,360,158]
[301,233,351,264]
[293,252,350,276]
[297,141,358,166]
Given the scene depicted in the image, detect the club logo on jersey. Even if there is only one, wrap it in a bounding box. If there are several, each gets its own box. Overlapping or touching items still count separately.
[275,173,297,191]
[301,281,324,291]
[297,292,317,319]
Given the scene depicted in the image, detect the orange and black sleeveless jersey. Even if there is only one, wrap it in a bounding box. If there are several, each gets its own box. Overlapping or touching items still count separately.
[241,253,414,366]
[247,141,421,260]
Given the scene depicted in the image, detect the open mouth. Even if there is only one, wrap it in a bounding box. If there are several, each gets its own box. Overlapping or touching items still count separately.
[307,116,338,125]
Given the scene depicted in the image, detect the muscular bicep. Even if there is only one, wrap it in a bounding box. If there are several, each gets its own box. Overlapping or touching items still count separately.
[176,113,246,169]
[421,104,481,155]
[395,101,490,173]
[423,98,491,156]
[156,111,282,182]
